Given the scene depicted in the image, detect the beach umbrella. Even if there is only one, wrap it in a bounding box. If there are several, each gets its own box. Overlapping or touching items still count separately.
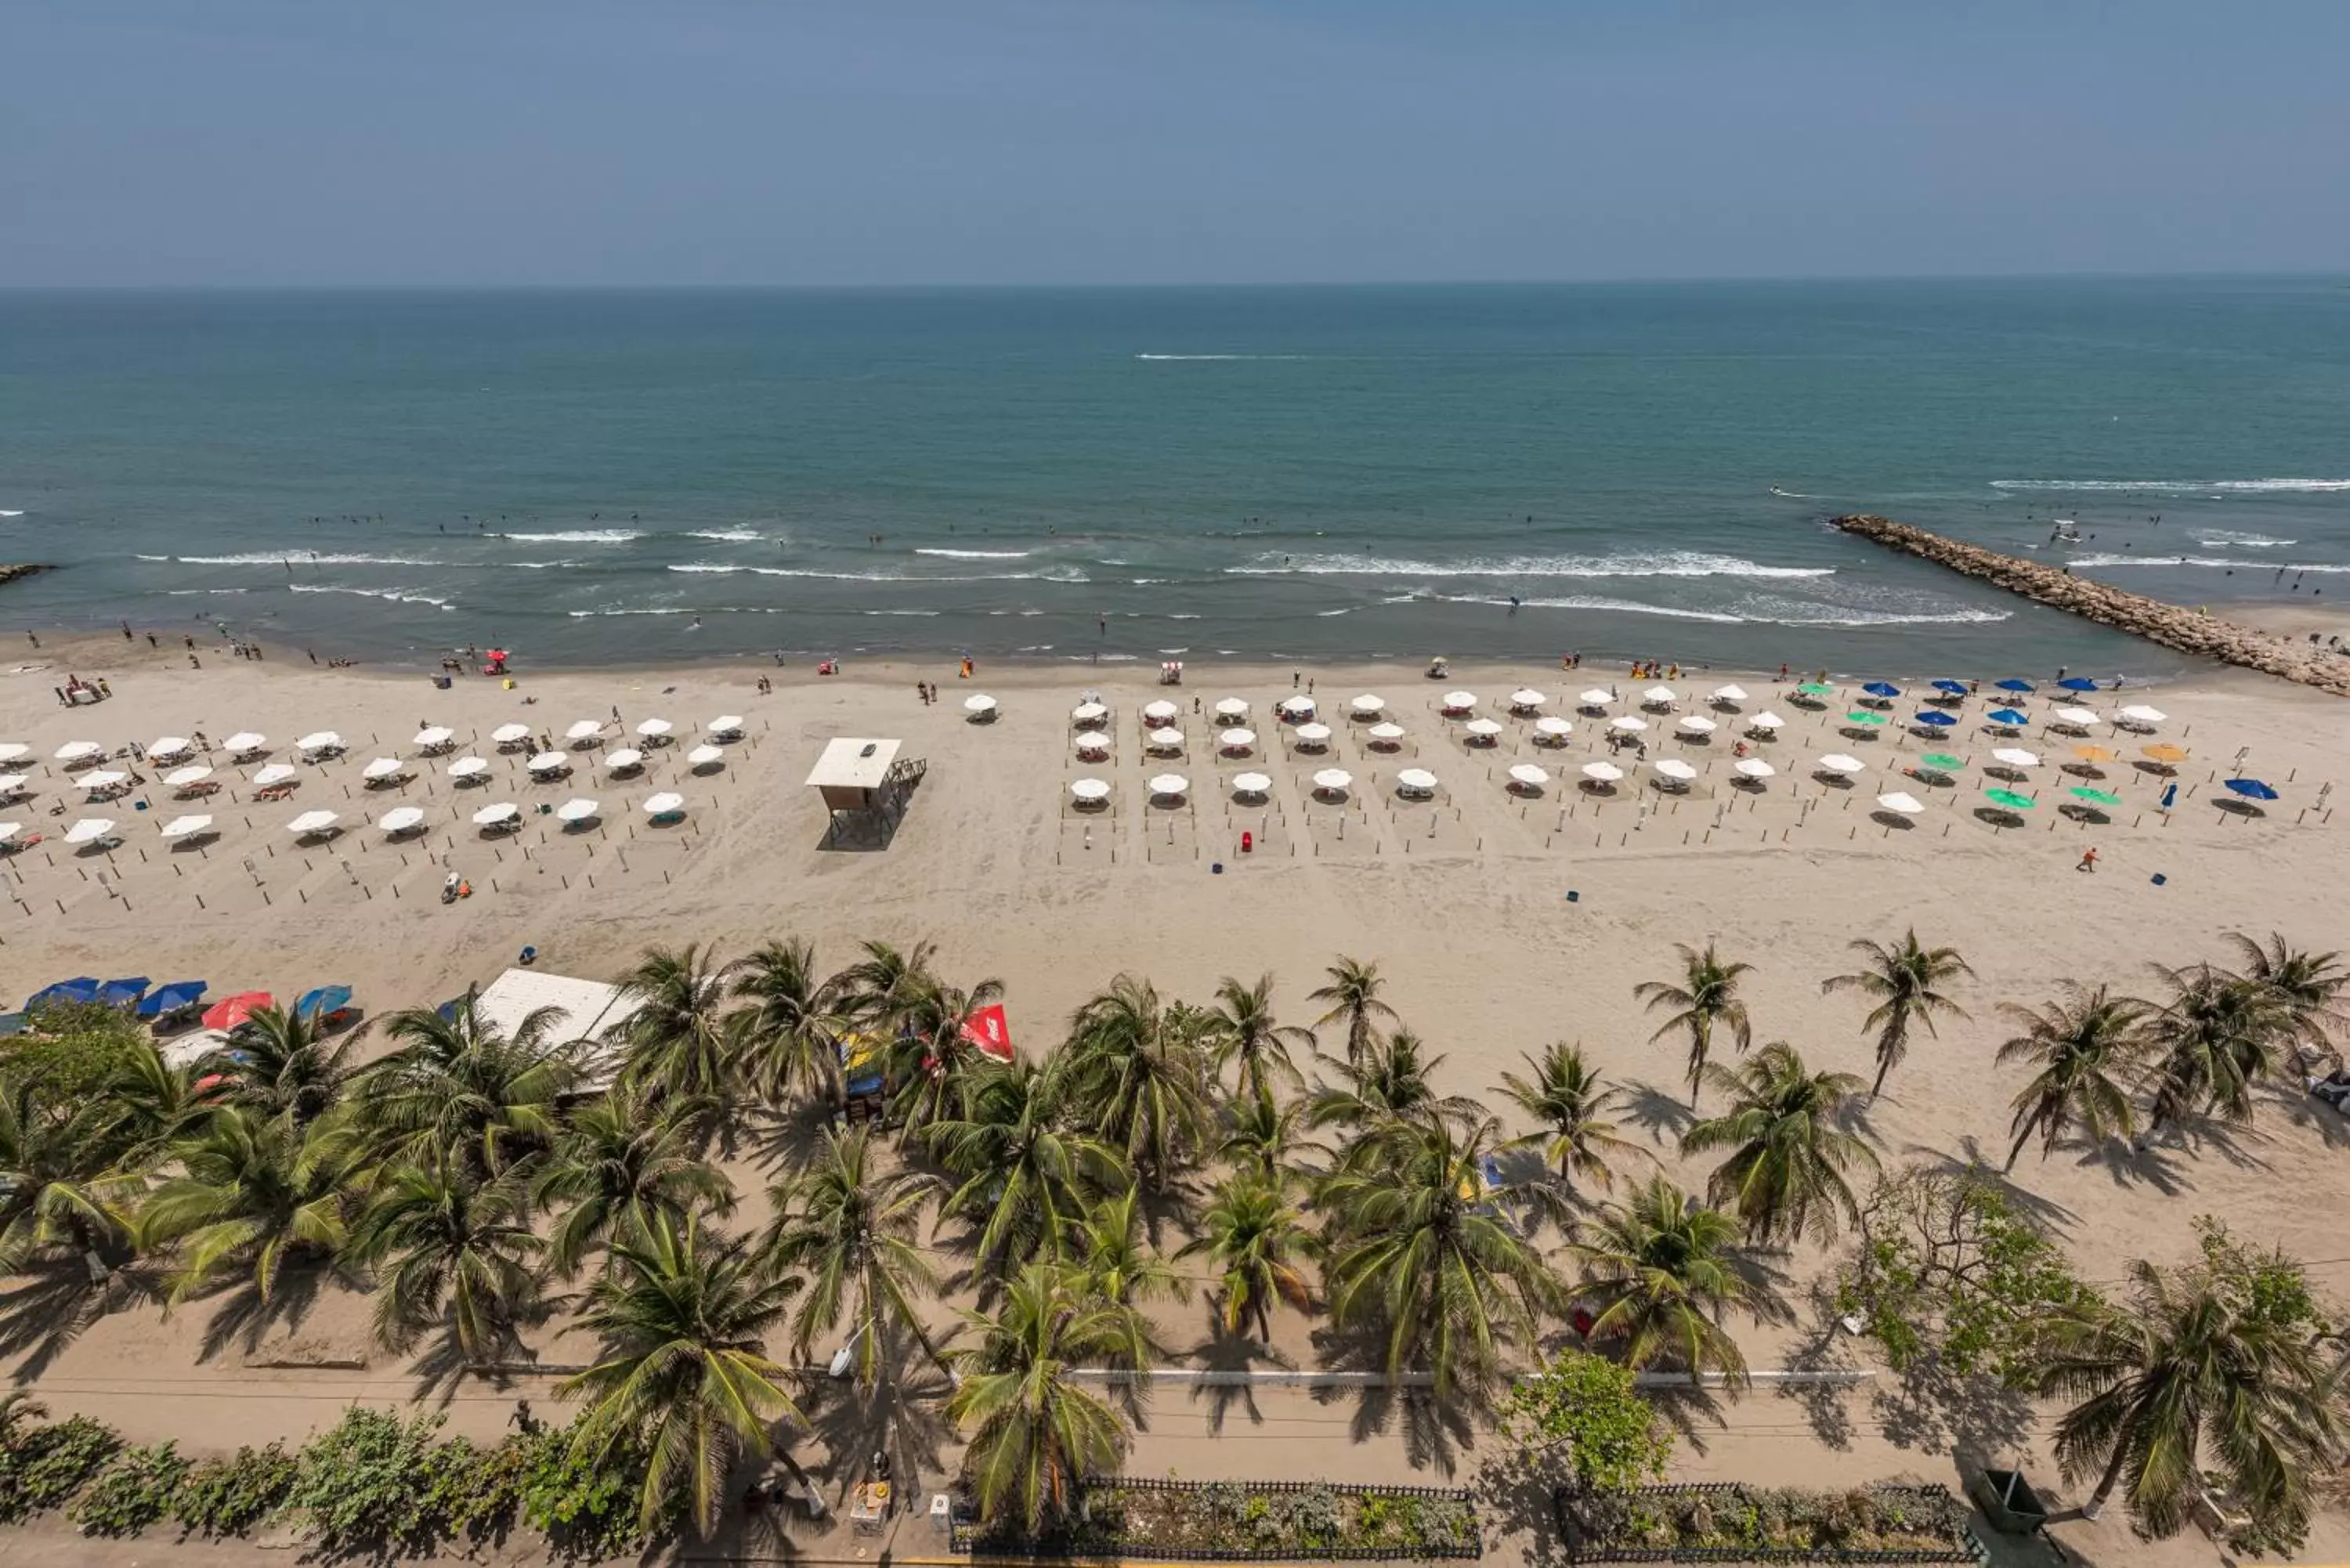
[1642,685,1678,705]
[160,814,215,840]
[1913,711,1958,728]
[136,981,208,1019]
[148,736,195,763]
[1441,691,1479,712]
[414,725,455,750]
[1985,788,2037,810]
[1068,778,1112,804]
[1734,758,1775,779]
[556,798,601,823]
[1710,684,1748,703]
[1862,681,1900,698]
[2224,778,2280,801]
[81,770,129,793]
[378,806,425,836]
[1985,707,2030,726]
[1142,699,1180,722]
[1277,696,1317,719]
[1795,681,1835,695]
[602,748,644,772]
[286,809,340,838]
[1396,768,1438,793]
[1462,718,1503,739]
[363,757,406,782]
[0,772,24,794]
[1294,722,1333,744]
[96,977,152,1009]
[707,715,745,737]
[1580,761,1624,783]
[2052,706,2100,727]
[1920,752,1964,771]
[1994,678,2035,693]
[66,818,117,845]
[1219,728,1256,750]
[2057,677,2099,692]
[297,731,342,754]
[1367,721,1406,741]
[295,985,352,1021]
[1748,712,1786,730]
[1930,679,1969,695]
[55,741,103,764]
[448,756,491,780]
[26,977,101,1010]
[1534,716,1574,739]
[685,743,724,767]
[1350,695,1386,716]
[1312,768,1354,795]
[0,744,26,765]
[565,720,604,743]
[1577,688,1615,708]
[252,763,299,788]
[2117,704,2166,724]
[2142,743,2189,764]
[2073,744,2117,763]
[1146,773,1188,798]
[1609,715,1647,733]
[642,792,685,816]
[1875,792,1924,815]
[1502,761,1547,786]
[1213,698,1249,719]
[472,802,520,827]
[1146,727,1184,750]
[958,694,994,717]
[1071,701,1108,724]
[224,732,267,756]
[1817,754,1864,775]
[0,822,24,846]
[526,751,569,774]
[1677,715,1716,734]
[1992,748,2041,768]
[202,992,275,1032]
[1508,688,1546,710]
[1653,759,1697,783]
[1073,732,1111,755]
[491,723,533,746]
[1230,771,1272,796]
[2069,786,2123,806]
[634,717,674,739]
[1843,710,1887,727]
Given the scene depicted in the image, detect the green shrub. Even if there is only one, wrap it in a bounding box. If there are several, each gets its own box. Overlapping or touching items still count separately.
[2,1002,149,1097]
[517,1422,654,1559]
[284,1406,446,1548]
[0,1414,124,1522]
[70,1441,188,1536]
[173,1441,298,1537]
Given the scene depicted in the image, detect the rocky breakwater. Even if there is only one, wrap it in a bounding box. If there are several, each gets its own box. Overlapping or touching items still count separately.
[1831,515,2350,699]
[0,565,49,588]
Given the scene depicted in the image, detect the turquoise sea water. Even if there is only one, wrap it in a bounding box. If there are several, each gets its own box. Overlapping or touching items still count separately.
[2,279,2346,677]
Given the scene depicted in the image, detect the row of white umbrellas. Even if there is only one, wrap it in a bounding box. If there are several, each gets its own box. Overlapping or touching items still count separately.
[15,790,696,850]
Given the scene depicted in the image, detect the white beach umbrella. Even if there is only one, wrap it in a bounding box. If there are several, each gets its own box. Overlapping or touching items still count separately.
[378,806,426,836]
[1710,684,1748,703]
[1276,695,1315,717]
[1463,717,1503,739]
[1609,715,1647,733]
[1876,792,1925,815]
[1654,758,1698,782]
[1349,695,1386,716]
[160,814,215,840]
[1747,712,1786,731]
[1213,698,1249,719]
[251,763,298,787]
[1396,768,1439,793]
[1441,691,1478,712]
[1071,701,1108,724]
[1311,768,1353,794]
[2117,704,2167,724]
[1642,685,1678,705]
[296,731,342,754]
[1147,727,1184,750]
[1068,778,1112,804]
[642,792,685,816]
[1733,758,1776,779]
[0,744,27,765]
[1141,699,1179,722]
[707,715,745,737]
[1074,732,1111,755]
[1230,771,1273,796]
[148,736,194,763]
[1218,728,1256,750]
[566,720,605,744]
[1146,773,1188,797]
[602,748,645,772]
[526,751,569,774]
[1509,688,1548,710]
[0,822,21,845]
[1817,753,1866,775]
[1507,763,1551,789]
[0,774,27,796]
[685,743,724,767]
[55,741,103,764]
[66,818,117,845]
[556,797,601,823]
[414,725,455,750]
[447,756,490,780]
[164,764,213,788]
[1577,688,1615,708]
[1677,715,1717,734]
[2053,706,2099,727]
[224,732,267,756]
[492,722,533,746]
[362,757,406,781]
[1366,721,1406,741]
[1992,747,2042,768]
[1534,716,1574,739]
[964,693,998,716]
[1581,761,1625,783]
[81,770,128,793]
[1293,722,1333,744]
[472,802,520,827]
[287,809,340,837]
[634,717,674,739]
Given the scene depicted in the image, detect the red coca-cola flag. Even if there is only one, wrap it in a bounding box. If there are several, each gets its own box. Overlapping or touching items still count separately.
[958,1003,1014,1062]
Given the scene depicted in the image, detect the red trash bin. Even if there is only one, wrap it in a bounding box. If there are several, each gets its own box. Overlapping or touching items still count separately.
[1241,830,1253,854]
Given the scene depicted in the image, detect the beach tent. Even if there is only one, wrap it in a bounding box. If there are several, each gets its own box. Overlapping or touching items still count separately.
[1506,763,1550,790]
[223,732,267,757]
[1213,698,1249,719]
[1710,684,1748,704]
[1142,699,1180,723]
[2117,704,2166,725]
[1311,768,1354,796]
[1230,771,1272,797]
[1146,727,1184,751]
[1462,718,1503,742]
[602,748,645,773]
[448,757,491,780]
[1146,774,1188,798]
[1071,701,1109,725]
[378,806,426,836]
[202,992,275,1032]
[1294,722,1334,745]
[1068,778,1111,804]
[963,694,998,718]
[491,723,533,747]
[251,763,298,787]
[136,981,208,1020]
[1276,696,1316,718]
[1218,728,1256,751]
[473,966,641,1093]
[148,737,195,763]
[634,717,674,739]
[287,810,341,838]
[160,814,214,840]
[1534,717,1574,742]
[1073,732,1112,755]
[55,741,103,765]
[1350,695,1386,717]
[1396,768,1438,796]
[0,775,25,798]
[1677,715,1716,734]
[2052,706,2100,728]
[556,797,600,823]
[2224,778,2280,801]
[1875,792,1924,815]
[1580,761,1624,784]
[65,818,117,846]
[414,725,456,751]
[1441,691,1478,714]
[1733,758,1775,779]
[685,743,724,768]
[81,771,129,793]
[472,802,521,828]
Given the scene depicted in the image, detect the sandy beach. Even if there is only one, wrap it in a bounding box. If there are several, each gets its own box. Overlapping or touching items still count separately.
[5,630,2349,1566]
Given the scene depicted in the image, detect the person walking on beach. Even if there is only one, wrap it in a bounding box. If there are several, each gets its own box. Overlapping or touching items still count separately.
[2077,846,2099,873]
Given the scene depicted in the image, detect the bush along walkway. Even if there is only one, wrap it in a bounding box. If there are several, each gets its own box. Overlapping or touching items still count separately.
[953,1476,1483,1561]
[1555,1482,1988,1565]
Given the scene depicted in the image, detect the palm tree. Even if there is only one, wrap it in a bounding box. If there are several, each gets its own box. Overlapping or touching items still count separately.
[1208,974,1313,1107]
[137,1105,360,1305]
[927,1060,1128,1279]
[759,1125,942,1387]
[561,1209,807,1538]
[2141,963,2295,1139]
[84,1042,219,1172]
[1567,1174,1760,1382]
[1177,1175,1314,1342]
[0,1075,138,1271]
[347,1154,543,1363]
[1061,977,1215,1186]
[358,999,577,1178]
[1634,943,1755,1106]
[832,938,942,1040]
[1065,1186,1188,1312]
[1996,987,2149,1169]
[884,975,1010,1140]
[2223,931,2348,1062]
[1820,930,1973,1098]
[1307,956,1397,1068]
[732,937,848,1111]
[1318,1115,1559,1401]
[207,1004,360,1128]
[945,1262,1144,1534]
[1679,1043,1875,1245]
[608,943,744,1107]
[1214,1091,1319,1192]
[1498,1042,1645,1193]
[1307,1029,1483,1167]
[532,1092,735,1279]
[2027,1256,2348,1534]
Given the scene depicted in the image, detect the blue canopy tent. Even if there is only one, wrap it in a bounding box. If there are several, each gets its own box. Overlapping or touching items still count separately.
[1862,681,1902,698]
[2057,677,2099,692]
[96,977,152,1009]
[1930,679,1969,695]
[2224,779,2280,802]
[25,977,101,1011]
[1913,711,1958,728]
[136,980,209,1020]
[1994,678,2036,693]
[294,984,355,1021]
[1986,707,2030,726]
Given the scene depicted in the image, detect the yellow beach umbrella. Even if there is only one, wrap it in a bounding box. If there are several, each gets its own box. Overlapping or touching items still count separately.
[2141,742,2189,764]
[2073,744,2117,763]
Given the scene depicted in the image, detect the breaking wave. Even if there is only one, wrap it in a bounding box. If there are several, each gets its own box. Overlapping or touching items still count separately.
[2073,554,2350,573]
[163,550,439,566]
[1992,478,2350,493]
[913,547,1029,559]
[287,583,454,609]
[1228,551,1832,580]
[499,529,645,543]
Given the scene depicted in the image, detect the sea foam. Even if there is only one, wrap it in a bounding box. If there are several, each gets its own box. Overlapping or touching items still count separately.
[1993,478,2350,493]
[1230,550,1832,580]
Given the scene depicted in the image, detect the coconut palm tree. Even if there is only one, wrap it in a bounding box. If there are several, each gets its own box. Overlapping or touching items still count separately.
[1208,974,1313,1106]
[137,1105,360,1306]
[732,937,848,1111]
[1061,977,1215,1186]
[884,975,1010,1140]
[530,1092,734,1279]
[2141,963,2295,1139]
[1307,1029,1483,1168]
[358,999,577,1179]
[1177,1175,1314,1342]
[1498,1042,1646,1194]
[1680,1043,1875,1245]
[1820,930,1974,1099]
[1633,943,1755,1107]
[945,1262,1144,1534]
[1567,1174,1760,1382]
[0,1075,138,1272]
[2223,931,2348,1062]
[206,1004,360,1129]
[928,1059,1128,1280]
[1065,1186,1187,1311]
[1996,987,2149,1170]
[832,938,942,1040]
[1307,956,1397,1068]
[1318,1115,1559,1401]
[86,1042,219,1171]
[608,943,745,1107]
[347,1154,542,1364]
[758,1125,942,1387]
[1214,1091,1320,1192]
[2026,1255,2348,1536]
[561,1209,807,1538]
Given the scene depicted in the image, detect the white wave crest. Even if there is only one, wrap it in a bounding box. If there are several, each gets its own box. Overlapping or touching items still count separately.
[2073,554,2350,573]
[685,529,761,541]
[172,550,439,566]
[288,583,454,609]
[500,529,644,543]
[1133,353,1304,361]
[862,609,942,616]
[2195,530,2297,547]
[1993,478,2350,493]
[0,510,23,518]
[914,547,1029,560]
[1230,550,1831,581]
[1434,593,1746,624]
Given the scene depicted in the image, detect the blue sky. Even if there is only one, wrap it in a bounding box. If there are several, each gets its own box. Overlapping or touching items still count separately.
[7,1,2347,286]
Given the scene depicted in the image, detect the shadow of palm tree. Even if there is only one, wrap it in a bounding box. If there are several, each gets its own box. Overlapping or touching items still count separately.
[791,1331,959,1516]
[1177,1305,1298,1436]
[0,1254,166,1379]
[1618,1080,1696,1147]
[193,1258,352,1365]
[1304,1321,1478,1477]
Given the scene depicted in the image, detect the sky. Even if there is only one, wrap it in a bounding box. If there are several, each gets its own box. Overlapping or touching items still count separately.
[7,0,2348,287]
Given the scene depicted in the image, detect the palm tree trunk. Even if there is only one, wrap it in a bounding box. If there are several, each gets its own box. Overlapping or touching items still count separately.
[2081,1441,2132,1520]
[2002,1120,2034,1174]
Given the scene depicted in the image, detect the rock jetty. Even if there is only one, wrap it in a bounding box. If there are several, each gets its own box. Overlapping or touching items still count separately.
[1831,515,2350,699]
[0,564,49,589]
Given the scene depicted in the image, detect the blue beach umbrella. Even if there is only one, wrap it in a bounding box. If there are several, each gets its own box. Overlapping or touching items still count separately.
[25,977,101,1011]
[2057,677,2099,692]
[1930,679,1969,695]
[1913,710,1958,728]
[295,984,354,1019]
[1862,681,1901,699]
[2223,779,2280,802]
[1986,707,2030,726]
[136,980,209,1018]
[1995,678,2036,693]
[96,977,151,1008]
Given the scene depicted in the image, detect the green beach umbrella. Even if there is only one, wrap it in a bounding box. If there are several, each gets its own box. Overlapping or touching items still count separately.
[1921,753,1963,771]
[1984,788,2037,810]
[1797,681,1834,695]
[2068,786,2122,807]
[1843,710,1887,726]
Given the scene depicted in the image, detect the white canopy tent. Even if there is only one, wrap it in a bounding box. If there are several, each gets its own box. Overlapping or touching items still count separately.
[1462,718,1503,740]
[1230,771,1272,796]
[1609,716,1647,733]
[707,715,746,739]
[1581,761,1625,784]
[66,818,118,845]
[1292,722,1333,746]
[55,741,102,764]
[1677,715,1717,735]
[1146,773,1189,799]
[634,717,674,739]
[1992,748,2042,769]
[1366,721,1405,742]
[1348,695,1385,717]
[963,694,998,718]
[642,792,685,817]
[1440,691,1478,713]
[1068,778,1111,804]
[565,720,605,746]
[1577,688,1615,709]
[1710,684,1748,704]
[1876,792,1925,815]
[1141,699,1180,723]
[1218,728,1256,751]
[1733,758,1776,779]
[1653,759,1698,786]
[1747,712,1786,732]
[1509,688,1547,710]
[1817,754,1866,775]
[295,731,343,757]
[1213,698,1249,720]
[0,744,27,765]
[474,967,640,1093]
[1145,727,1184,751]
[526,751,570,775]
[1071,701,1109,725]
[1642,685,1679,706]
[1276,695,1316,718]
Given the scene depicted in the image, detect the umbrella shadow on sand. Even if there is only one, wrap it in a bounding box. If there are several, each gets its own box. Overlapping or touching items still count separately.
[1868,811,1918,832]
[1810,771,1856,790]
[2214,798,2268,819]
[1972,807,2028,829]
[2058,804,2113,826]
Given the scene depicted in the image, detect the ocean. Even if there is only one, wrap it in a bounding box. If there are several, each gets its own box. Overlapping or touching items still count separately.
[3,278,2347,678]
